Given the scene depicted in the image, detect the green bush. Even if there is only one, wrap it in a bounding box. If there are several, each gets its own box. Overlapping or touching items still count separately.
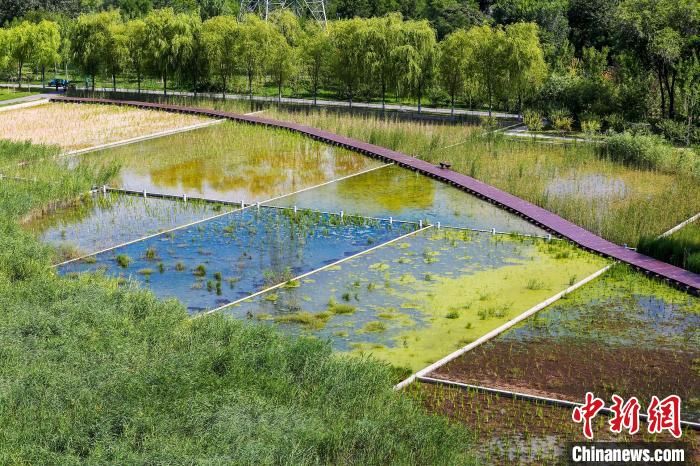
[605,132,700,177]
[523,109,543,132]
[581,118,601,135]
[550,109,573,132]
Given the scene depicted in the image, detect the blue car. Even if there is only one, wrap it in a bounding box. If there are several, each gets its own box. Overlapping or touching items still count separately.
[48,78,69,88]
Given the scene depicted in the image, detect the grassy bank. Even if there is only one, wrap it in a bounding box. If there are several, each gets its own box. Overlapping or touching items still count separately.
[0,140,473,463]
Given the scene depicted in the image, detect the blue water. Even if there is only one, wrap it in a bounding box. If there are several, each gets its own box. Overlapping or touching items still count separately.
[234,229,532,351]
[59,207,414,313]
[268,164,548,236]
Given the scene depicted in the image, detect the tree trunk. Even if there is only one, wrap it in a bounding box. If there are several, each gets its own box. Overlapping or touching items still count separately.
[137,75,141,94]
[658,68,666,118]
[488,87,493,118]
[278,81,282,103]
[668,72,676,119]
[313,80,318,106]
[91,74,95,92]
[222,76,226,99]
[417,81,422,113]
[17,61,22,90]
[451,92,455,116]
[112,74,116,92]
[42,66,45,90]
[163,73,167,96]
[381,81,386,111]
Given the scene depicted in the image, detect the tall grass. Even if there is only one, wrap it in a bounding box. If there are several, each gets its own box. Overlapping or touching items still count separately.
[638,221,700,274]
[0,139,473,463]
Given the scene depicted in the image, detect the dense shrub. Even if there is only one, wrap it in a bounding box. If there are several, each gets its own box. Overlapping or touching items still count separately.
[550,109,573,132]
[523,109,543,131]
[602,132,700,177]
[655,119,700,146]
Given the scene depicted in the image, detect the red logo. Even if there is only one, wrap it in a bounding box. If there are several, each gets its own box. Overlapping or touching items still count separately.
[647,395,682,438]
[573,393,683,439]
[572,392,605,439]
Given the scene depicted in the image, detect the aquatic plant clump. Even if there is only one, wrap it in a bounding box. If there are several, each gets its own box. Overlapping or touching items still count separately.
[429,265,700,422]
[58,207,414,313]
[234,228,608,370]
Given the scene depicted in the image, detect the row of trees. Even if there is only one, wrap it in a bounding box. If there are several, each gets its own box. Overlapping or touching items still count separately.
[0,10,548,115]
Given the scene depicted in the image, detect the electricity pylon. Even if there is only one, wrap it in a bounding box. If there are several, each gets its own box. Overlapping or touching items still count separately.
[239,0,327,24]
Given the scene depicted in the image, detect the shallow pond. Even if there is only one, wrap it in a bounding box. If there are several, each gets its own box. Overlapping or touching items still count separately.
[26,192,232,258]
[268,164,548,236]
[545,173,627,200]
[233,229,607,370]
[431,267,700,422]
[59,207,414,313]
[72,122,383,202]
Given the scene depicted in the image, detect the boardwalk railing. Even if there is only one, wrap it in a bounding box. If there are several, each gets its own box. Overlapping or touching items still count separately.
[49,95,700,295]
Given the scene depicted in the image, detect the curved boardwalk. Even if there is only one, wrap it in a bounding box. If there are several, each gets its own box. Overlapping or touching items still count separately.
[50,96,700,295]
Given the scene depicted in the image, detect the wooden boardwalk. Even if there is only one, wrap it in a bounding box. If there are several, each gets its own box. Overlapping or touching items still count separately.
[50,96,700,295]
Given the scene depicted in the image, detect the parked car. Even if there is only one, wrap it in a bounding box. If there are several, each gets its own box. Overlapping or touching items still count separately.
[48,78,69,89]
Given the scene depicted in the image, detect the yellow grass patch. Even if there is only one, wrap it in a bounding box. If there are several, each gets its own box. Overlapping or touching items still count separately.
[0,103,208,151]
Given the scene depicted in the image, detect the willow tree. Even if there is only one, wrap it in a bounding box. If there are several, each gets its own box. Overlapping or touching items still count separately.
[236,14,276,104]
[7,21,37,90]
[329,18,371,107]
[504,22,547,116]
[402,19,437,112]
[71,12,119,91]
[301,24,330,106]
[438,29,470,115]
[143,8,197,96]
[105,20,128,92]
[464,25,510,117]
[33,20,61,89]
[202,15,239,98]
[124,19,148,94]
[268,33,296,102]
[365,13,404,110]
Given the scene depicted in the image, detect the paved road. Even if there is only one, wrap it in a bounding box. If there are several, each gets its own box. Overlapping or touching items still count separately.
[0,92,60,106]
[0,83,520,119]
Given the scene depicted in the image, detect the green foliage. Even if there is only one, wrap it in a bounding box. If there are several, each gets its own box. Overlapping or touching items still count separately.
[638,221,700,274]
[523,109,543,131]
[550,108,573,131]
[603,131,700,178]
[581,117,601,135]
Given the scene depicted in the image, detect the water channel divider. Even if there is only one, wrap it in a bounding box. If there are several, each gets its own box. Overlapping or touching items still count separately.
[196,224,435,318]
[417,376,700,431]
[393,263,614,390]
[103,184,564,243]
[659,212,700,238]
[52,163,395,267]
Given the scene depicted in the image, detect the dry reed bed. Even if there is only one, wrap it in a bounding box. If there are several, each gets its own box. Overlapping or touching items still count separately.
[0,103,208,151]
